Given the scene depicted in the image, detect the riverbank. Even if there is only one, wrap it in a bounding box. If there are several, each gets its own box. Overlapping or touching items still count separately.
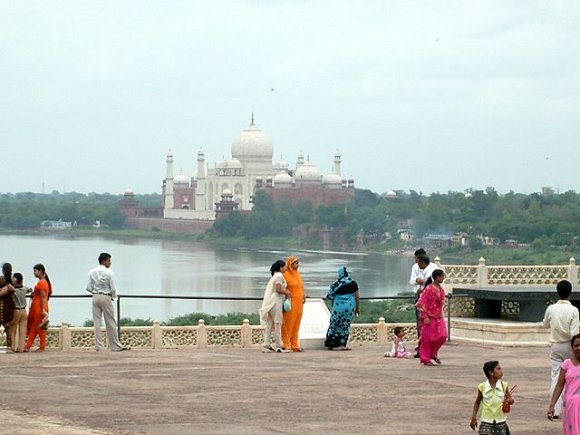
[2,228,575,264]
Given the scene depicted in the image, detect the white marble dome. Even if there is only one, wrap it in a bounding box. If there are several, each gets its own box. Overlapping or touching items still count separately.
[273,158,289,171]
[385,190,397,198]
[231,122,273,160]
[294,160,322,182]
[324,173,342,185]
[174,172,189,184]
[216,159,228,169]
[273,171,293,185]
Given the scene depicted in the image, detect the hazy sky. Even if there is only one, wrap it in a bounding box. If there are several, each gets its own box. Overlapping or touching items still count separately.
[1,1,579,195]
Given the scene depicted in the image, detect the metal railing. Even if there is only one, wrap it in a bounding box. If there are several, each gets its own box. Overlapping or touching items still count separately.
[46,293,464,342]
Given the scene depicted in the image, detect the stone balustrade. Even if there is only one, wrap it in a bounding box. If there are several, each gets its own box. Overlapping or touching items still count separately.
[439,257,578,318]
[2,318,418,350]
[439,256,578,288]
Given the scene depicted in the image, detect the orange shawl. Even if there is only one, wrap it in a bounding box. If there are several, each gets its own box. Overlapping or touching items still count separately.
[283,256,304,298]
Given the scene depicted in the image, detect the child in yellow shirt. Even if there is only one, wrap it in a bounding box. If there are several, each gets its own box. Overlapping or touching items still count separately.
[470,360,514,434]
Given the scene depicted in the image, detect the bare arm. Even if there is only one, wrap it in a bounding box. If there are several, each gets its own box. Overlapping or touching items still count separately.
[547,367,566,420]
[470,390,482,430]
[355,290,360,316]
[40,290,49,315]
[275,282,290,297]
[503,382,515,405]
[0,284,15,297]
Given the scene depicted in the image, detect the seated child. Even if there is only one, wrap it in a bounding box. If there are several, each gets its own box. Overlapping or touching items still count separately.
[384,326,412,358]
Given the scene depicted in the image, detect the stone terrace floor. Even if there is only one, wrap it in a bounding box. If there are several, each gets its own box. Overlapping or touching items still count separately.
[0,342,564,435]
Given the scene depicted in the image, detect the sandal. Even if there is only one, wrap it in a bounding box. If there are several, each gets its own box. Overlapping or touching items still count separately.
[292,348,304,352]
[432,358,442,364]
[422,361,435,366]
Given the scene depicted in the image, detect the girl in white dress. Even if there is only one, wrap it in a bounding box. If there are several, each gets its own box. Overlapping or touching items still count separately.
[260,260,291,353]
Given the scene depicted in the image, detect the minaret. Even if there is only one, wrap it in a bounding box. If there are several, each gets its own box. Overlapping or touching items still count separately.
[333,149,342,176]
[197,148,206,179]
[297,151,305,169]
[164,151,174,210]
[195,148,207,211]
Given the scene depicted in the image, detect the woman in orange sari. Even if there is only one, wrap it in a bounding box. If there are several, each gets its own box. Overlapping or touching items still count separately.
[282,256,306,352]
[25,264,52,352]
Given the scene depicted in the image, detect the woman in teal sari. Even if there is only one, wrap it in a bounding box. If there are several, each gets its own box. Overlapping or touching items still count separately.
[324,266,360,350]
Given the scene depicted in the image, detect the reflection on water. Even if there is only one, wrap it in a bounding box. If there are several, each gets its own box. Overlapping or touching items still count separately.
[0,234,413,326]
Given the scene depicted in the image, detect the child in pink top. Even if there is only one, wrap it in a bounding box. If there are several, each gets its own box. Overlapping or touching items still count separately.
[384,326,411,358]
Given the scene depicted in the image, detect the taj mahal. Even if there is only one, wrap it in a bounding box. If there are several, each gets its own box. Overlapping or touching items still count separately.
[161,116,354,221]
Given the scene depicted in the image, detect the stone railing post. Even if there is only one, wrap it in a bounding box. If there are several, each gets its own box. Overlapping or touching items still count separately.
[377,317,388,346]
[197,319,207,348]
[477,257,488,287]
[60,323,71,351]
[152,320,163,349]
[241,319,252,347]
[568,257,578,284]
[434,256,441,267]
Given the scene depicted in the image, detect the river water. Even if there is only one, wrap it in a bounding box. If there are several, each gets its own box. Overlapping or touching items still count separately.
[0,234,414,326]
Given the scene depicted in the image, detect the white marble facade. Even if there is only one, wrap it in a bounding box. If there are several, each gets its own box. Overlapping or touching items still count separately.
[162,117,344,220]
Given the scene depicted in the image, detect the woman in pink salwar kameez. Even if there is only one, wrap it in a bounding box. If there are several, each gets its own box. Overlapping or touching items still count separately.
[548,333,580,434]
[416,269,447,366]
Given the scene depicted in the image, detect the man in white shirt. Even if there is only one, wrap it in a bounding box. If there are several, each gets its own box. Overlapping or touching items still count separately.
[415,254,439,295]
[543,280,579,418]
[86,252,128,352]
[409,248,426,296]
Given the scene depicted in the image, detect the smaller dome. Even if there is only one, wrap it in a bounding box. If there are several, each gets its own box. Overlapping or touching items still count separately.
[222,188,233,195]
[294,160,322,183]
[324,173,342,185]
[174,172,189,184]
[273,159,289,171]
[216,159,228,169]
[385,190,397,198]
[124,189,135,196]
[273,171,293,185]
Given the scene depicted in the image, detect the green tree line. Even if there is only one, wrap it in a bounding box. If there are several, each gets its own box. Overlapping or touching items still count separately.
[212,188,580,248]
[0,191,128,229]
[1,189,578,251]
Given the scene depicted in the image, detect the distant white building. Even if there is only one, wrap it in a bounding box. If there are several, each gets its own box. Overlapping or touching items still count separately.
[162,117,353,220]
[41,219,72,229]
